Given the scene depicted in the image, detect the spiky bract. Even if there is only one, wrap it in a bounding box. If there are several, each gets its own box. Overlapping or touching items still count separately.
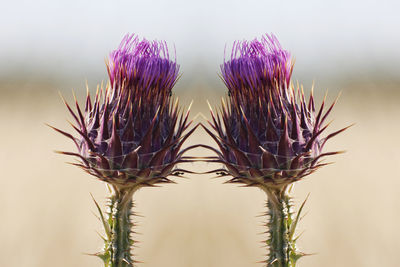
[53,34,196,189]
[204,34,348,190]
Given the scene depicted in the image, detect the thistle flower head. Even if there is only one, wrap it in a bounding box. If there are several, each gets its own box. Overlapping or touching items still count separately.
[52,34,196,189]
[107,34,179,98]
[204,34,349,190]
[221,34,293,95]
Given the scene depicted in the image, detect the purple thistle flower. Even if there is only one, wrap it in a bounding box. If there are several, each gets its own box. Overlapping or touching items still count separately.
[50,34,198,266]
[51,34,197,189]
[202,33,351,266]
[204,33,350,190]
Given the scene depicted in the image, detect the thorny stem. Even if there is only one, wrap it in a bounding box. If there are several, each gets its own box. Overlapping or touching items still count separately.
[262,186,305,267]
[95,185,140,267]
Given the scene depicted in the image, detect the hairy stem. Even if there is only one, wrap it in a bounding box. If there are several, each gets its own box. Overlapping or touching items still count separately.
[263,187,304,267]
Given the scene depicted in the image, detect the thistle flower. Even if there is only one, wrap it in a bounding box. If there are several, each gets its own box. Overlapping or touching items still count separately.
[202,34,350,266]
[50,34,196,266]
[52,34,196,189]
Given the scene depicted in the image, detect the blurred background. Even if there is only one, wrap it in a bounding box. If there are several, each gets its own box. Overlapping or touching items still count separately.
[1,0,399,266]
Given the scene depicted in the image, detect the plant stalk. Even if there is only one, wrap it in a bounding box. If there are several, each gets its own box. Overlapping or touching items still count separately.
[262,186,304,267]
[95,185,139,267]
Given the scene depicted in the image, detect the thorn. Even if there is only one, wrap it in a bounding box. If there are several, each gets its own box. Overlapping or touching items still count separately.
[90,193,111,239]
[206,99,213,113]
[294,230,306,241]
[187,100,193,112]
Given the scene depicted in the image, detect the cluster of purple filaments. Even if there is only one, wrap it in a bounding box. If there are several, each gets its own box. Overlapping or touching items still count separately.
[107,34,179,97]
[221,34,293,96]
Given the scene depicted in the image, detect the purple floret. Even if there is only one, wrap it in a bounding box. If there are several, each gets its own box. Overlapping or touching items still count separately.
[221,34,293,96]
[107,34,179,97]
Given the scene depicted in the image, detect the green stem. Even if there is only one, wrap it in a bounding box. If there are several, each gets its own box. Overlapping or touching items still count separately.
[263,187,303,267]
[97,186,138,267]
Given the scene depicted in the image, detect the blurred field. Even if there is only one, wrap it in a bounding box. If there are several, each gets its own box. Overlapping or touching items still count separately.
[0,79,399,267]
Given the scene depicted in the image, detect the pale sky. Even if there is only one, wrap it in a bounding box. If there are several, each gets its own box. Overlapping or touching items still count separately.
[1,0,399,87]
